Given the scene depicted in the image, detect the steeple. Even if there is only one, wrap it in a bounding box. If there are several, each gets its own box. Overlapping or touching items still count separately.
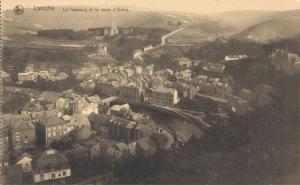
[110,14,118,36]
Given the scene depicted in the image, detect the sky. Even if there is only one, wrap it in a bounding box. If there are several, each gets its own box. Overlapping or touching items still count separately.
[3,0,300,14]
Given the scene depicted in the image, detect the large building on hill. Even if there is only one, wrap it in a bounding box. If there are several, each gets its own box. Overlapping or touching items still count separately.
[271,49,300,74]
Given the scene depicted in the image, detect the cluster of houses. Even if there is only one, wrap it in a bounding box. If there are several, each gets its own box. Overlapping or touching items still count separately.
[1,89,175,184]
[71,57,236,107]
[191,75,233,98]
[17,65,69,83]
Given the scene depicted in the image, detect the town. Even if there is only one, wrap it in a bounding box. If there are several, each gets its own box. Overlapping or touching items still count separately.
[2,5,300,185]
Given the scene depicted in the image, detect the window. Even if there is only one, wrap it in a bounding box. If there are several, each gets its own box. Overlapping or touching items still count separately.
[40,174,44,181]
[51,173,55,178]
[63,171,66,176]
[58,173,61,177]
[48,133,52,138]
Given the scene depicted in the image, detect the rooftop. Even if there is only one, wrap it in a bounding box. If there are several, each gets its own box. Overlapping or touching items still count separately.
[33,149,70,174]
[43,116,66,127]
[152,86,176,94]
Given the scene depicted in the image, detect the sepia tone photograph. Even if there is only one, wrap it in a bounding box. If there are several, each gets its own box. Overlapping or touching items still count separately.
[1,0,300,184]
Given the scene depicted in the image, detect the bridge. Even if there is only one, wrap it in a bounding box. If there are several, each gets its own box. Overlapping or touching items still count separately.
[101,96,212,130]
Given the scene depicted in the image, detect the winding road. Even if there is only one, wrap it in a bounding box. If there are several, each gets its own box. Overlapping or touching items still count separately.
[143,27,184,54]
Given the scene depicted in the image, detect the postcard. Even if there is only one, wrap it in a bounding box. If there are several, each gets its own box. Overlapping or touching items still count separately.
[1,0,300,184]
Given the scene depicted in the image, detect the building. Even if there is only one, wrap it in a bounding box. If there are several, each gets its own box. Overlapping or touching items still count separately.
[32,150,71,183]
[79,137,101,160]
[21,101,44,116]
[18,71,37,83]
[88,114,111,138]
[104,23,119,36]
[41,116,68,147]
[119,83,142,103]
[134,66,143,75]
[16,153,33,173]
[11,120,36,153]
[97,44,108,56]
[86,95,101,104]
[145,65,154,76]
[110,116,137,143]
[224,54,248,62]
[151,86,180,106]
[38,71,50,79]
[97,82,120,96]
[68,114,91,132]
[198,80,232,98]
[270,49,300,74]
[110,104,131,118]
[177,57,192,69]
[183,85,198,99]
[1,70,12,82]
[81,103,99,116]
[56,72,69,81]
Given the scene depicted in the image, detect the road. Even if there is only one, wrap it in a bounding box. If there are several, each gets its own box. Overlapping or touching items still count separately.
[143,27,184,54]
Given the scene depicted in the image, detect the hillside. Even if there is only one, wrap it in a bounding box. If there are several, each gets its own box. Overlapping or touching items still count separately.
[3,7,183,35]
[210,10,279,34]
[233,15,300,43]
[4,7,300,44]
